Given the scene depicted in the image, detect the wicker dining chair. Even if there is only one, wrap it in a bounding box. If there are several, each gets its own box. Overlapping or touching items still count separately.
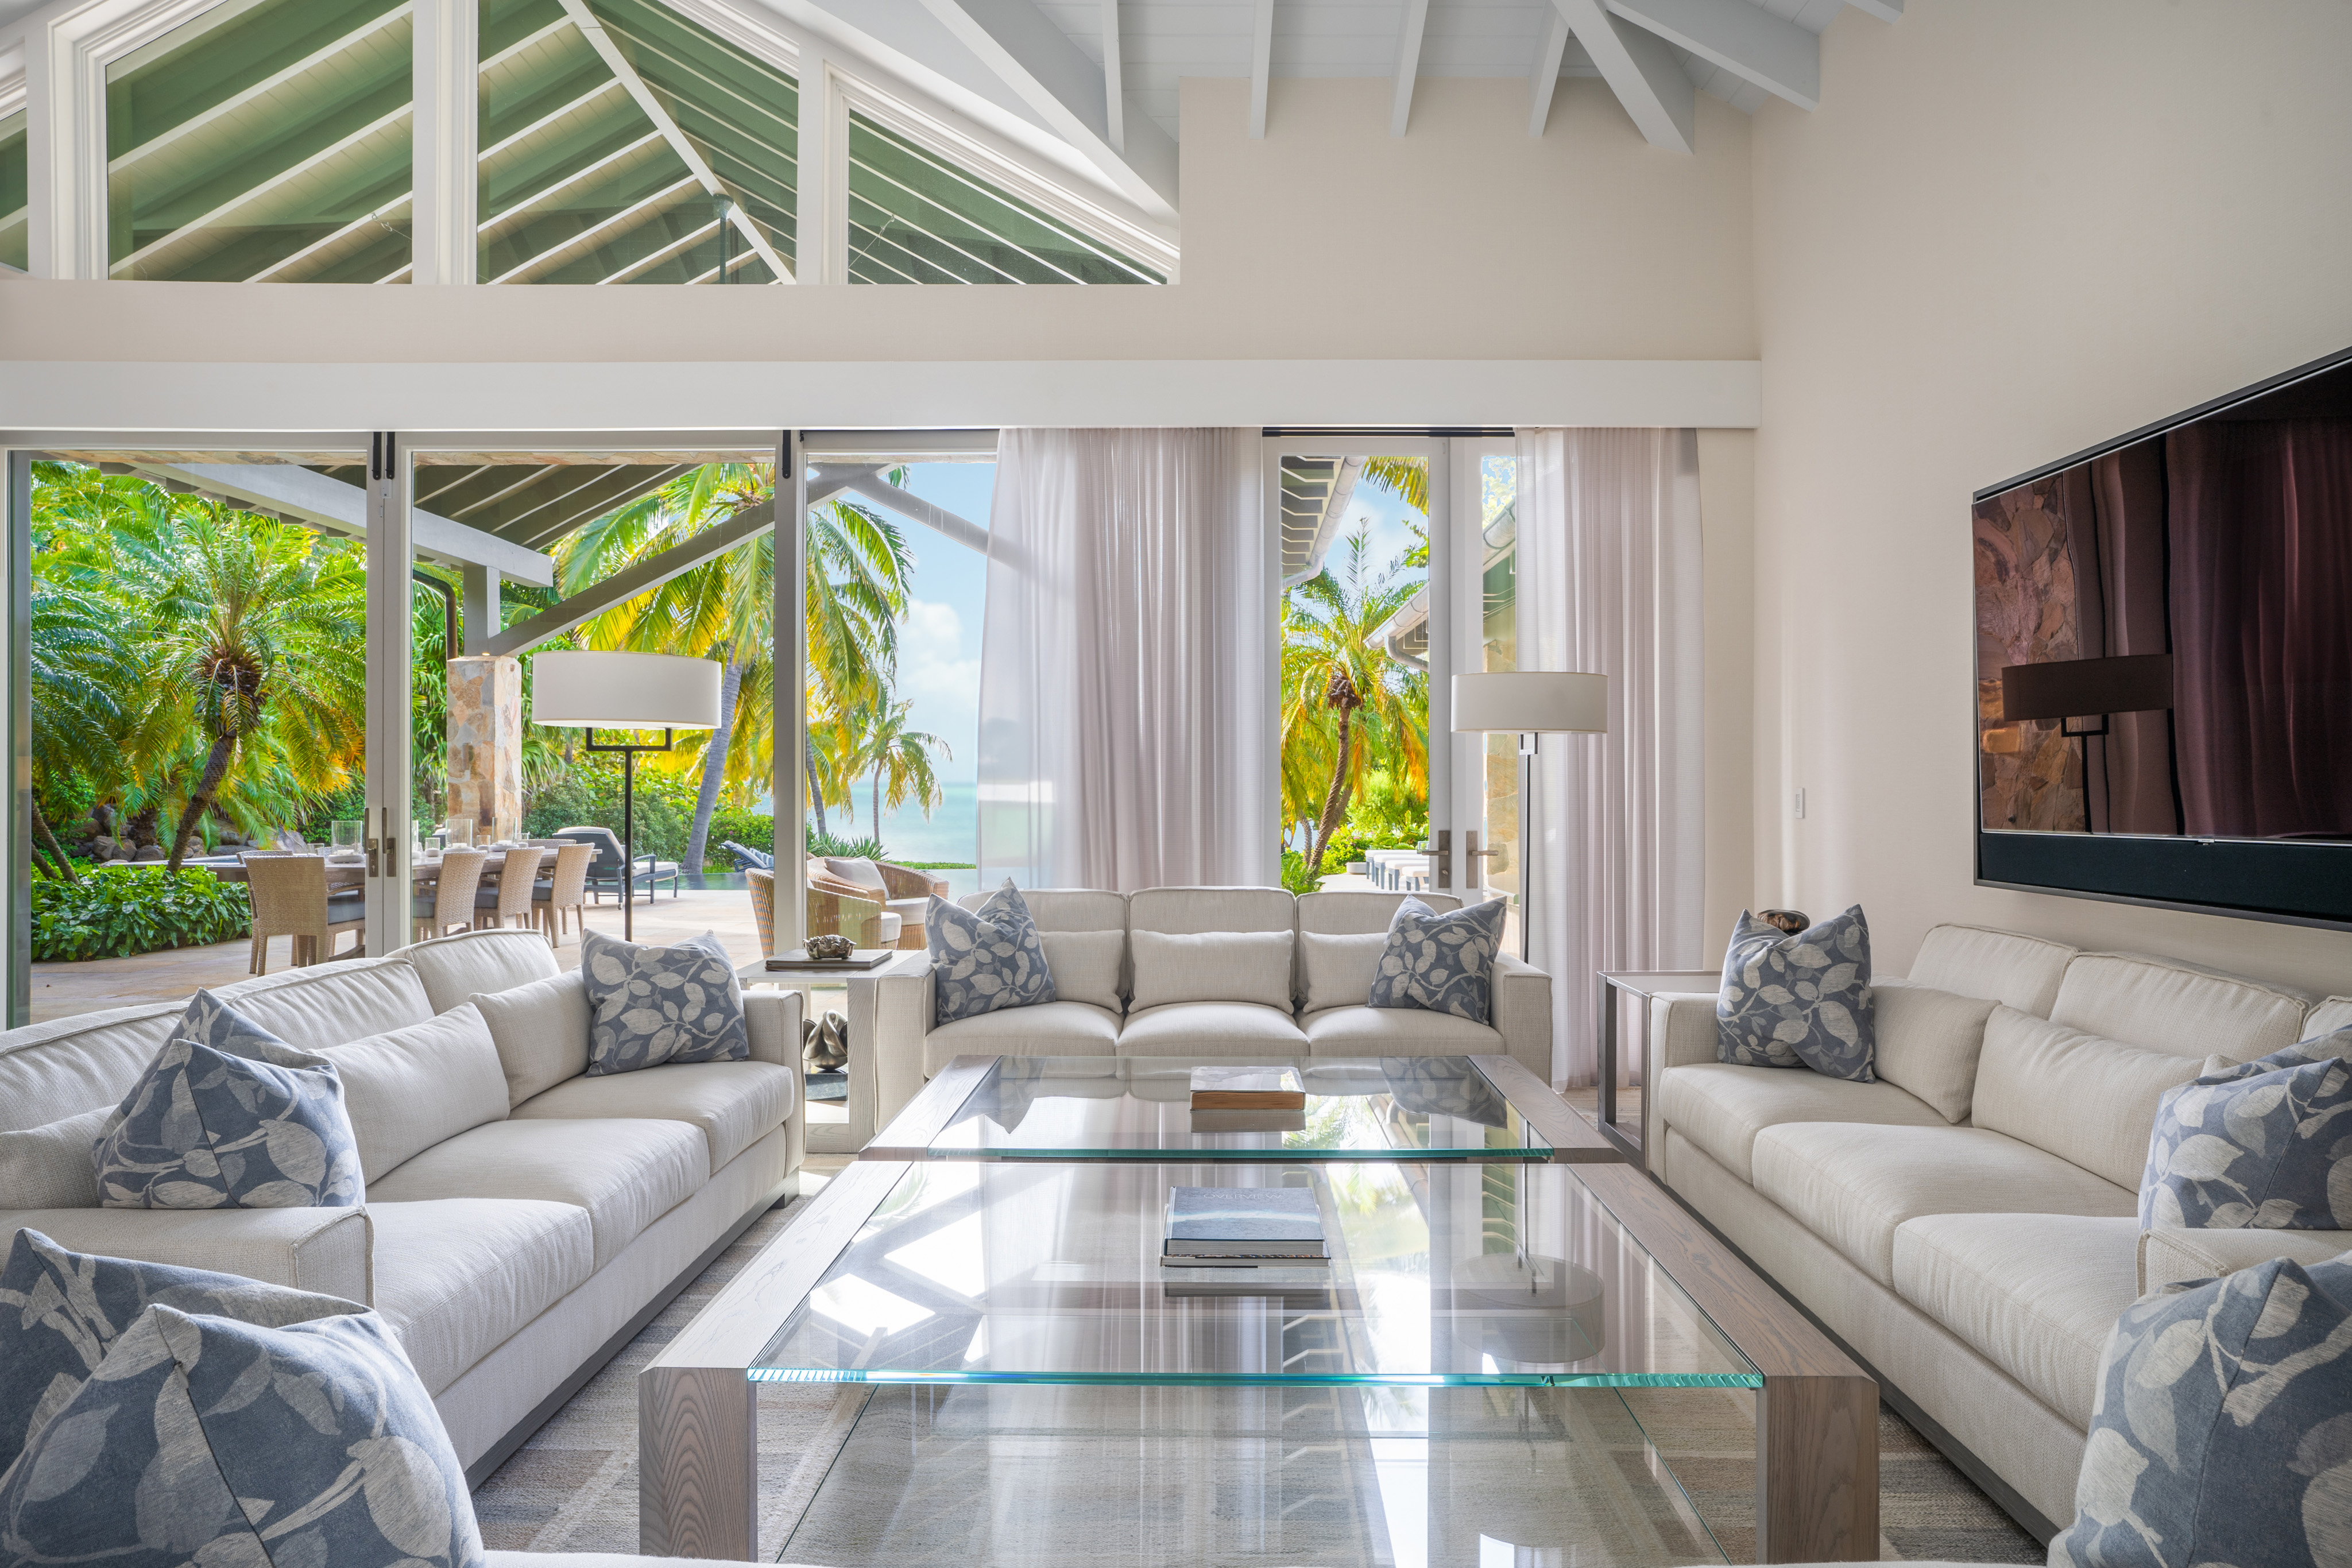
[412,850,489,943]
[243,853,363,975]
[473,846,544,933]
[532,842,596,946]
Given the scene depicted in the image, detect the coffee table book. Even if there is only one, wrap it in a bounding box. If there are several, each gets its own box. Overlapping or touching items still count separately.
[1186,1064,1306,1109]
[764,947,894,971]
[1162,1185,1328,1263]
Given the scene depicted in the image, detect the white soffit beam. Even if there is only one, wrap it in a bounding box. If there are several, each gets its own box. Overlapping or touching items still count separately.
[1528,10,1569,137]
[1845,0,1901,21]
[1247,0,1271,139]
[1603,0,1817,111]
[1390,0,1428,137]
[1552,0,1692,152]
[1098,0,1122,152]
[911,0,1178,215]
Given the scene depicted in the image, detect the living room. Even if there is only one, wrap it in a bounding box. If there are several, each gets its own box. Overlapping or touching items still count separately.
[2,2,2349,1567]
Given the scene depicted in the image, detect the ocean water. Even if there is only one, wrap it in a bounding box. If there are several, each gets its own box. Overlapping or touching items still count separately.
[823,780,981,898]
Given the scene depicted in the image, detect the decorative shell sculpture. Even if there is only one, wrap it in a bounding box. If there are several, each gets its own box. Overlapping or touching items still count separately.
[805,933,856,961]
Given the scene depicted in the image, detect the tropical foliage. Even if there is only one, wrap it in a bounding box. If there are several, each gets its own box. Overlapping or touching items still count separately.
[32,866,253,962]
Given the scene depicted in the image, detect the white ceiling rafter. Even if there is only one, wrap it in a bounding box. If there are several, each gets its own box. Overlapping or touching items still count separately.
[1388,0,1426,137]
[1527,8,1567,137]
[1606,0,1815,110]
[1096,0,1119,149]
[1552,0,1690,150]
[1245,0,1268,138]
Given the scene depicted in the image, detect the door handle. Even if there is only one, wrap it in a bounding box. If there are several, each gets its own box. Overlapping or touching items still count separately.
[1433,829,1450,889]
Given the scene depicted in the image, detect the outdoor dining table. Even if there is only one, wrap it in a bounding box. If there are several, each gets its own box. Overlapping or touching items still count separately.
[189,850,540,886]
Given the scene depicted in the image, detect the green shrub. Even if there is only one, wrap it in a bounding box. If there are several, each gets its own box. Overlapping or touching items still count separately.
[1279,850,1325,896]
[807,830,887,860]
[33,866,252,962]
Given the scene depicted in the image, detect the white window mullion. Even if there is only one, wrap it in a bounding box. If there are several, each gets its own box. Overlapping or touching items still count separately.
[793,47,844,284]
[412,0,479,285]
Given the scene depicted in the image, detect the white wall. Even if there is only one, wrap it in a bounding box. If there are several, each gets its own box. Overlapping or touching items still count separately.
[1750,0,2352,994]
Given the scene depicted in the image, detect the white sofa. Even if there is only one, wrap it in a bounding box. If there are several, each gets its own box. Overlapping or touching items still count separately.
[869,886,1552,1123]
[1643,924,2351,1538]
[0,928,805,1485]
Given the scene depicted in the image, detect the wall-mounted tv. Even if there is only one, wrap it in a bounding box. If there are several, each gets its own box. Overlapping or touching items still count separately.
[1974,346,2352,930]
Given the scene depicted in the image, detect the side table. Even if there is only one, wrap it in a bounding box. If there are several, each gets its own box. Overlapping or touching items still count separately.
[1596,969,1717,1166]
[737,951,928,1155]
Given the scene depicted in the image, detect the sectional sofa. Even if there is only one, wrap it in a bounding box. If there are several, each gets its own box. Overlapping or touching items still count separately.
[1642,924,2351,1538]
[866,886,1552,1125]
[0,928,805,1484]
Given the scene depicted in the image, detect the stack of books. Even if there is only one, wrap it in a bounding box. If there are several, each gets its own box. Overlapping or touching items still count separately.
[1161,1186,1328,1269]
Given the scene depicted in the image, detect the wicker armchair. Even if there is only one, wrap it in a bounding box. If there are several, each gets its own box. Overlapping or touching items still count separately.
[819,857,944,950]
[806,863,895,948]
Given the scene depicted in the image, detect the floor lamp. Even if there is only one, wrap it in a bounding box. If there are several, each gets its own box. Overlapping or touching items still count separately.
[532,651,721,942]
[1452,671,1610,962]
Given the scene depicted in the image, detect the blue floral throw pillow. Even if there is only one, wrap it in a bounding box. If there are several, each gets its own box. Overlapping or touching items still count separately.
[0,1227,363,1480]
[0,1302,483,1568]
[2049,1253,2352,1568]
[1715,906,1877,1081]
[1368,896,1509,1024]
[580,928,749,1075]
[92,990,365,1209]
[929,880,1057,1026]
[2140,1025,2352,1230]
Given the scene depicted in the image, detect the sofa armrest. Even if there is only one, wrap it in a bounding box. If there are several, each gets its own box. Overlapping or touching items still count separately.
[860,953,935,1127]
[1,1205,373,1303]
[1643,992,1722,1175]
[2137,1226,2351,1295]
[1490,954,1553,1085]
[742,988,807,1068]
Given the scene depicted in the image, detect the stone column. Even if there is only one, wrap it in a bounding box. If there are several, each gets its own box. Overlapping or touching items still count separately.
[446,655,523,839]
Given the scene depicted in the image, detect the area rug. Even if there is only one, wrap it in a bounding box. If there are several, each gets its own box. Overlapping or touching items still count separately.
[470,1189,2047,1566]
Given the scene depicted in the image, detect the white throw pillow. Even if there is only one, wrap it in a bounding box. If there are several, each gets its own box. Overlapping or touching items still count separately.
[1869,979,1997,1124]
[0,1108,110,1208]
[1301,932,1388,1013]
[1129,930,1294,1013]
[321,1004,511,1182]
[1972,1006,2206,1187]
[472,969,593,1106]
[1039,930,1125,1012]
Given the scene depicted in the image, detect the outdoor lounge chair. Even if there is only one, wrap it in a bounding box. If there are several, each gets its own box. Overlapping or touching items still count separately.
[722,839,774,871]
[554,826,681,904]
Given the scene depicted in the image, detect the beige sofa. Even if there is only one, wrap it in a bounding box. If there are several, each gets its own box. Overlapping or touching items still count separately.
[868,886,1552,1123]
[1642,924,2351,1538]
[0,928,805,1485]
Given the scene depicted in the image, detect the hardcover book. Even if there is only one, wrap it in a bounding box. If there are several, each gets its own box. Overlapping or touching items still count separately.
[1187,1064,1307,1110]
[1163,1186,1328,1260]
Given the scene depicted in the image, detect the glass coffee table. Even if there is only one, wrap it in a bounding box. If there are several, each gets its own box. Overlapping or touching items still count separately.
[641,1058,1878,1567]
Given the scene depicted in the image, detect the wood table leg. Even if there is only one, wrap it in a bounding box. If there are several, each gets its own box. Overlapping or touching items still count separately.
[1757,1372,1878,1561]
[640,1365,756,1559]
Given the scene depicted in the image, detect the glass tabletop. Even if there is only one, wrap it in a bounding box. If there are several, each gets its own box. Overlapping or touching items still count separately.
[751,1159,1759,1390]
[921,1055,1554,1161]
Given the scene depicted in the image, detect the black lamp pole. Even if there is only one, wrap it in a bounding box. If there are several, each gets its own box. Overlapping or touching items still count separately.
[582,727,674,942]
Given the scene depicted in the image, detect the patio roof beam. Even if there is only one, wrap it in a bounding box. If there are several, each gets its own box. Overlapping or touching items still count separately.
[481,496,779,657]
[822,467,992,553]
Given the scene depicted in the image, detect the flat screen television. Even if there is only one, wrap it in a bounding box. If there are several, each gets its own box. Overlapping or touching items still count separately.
[1974,345,2352,929]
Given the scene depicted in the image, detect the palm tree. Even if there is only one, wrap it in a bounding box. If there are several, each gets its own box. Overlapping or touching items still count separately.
[1281,529,1427,874]
[857,701,949,846]
[26,576,138,879]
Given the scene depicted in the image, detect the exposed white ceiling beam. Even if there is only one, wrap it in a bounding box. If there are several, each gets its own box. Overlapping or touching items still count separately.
[1389,0,1428,136]
[912,0,1178,215]
[1248,0,1272,138]
[144,462,554,586]
[1551,0,1692,152]
[555,0,796,281]
[1845,0,1901,20]
[1528,10,1569,137]
[1604,0,1817,110]
[481,500,777,657]
[1098,0,1123,153]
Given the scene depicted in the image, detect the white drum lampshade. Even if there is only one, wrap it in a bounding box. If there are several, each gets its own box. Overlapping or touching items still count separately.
[532,651,721,730]
[1452,672,1608,734]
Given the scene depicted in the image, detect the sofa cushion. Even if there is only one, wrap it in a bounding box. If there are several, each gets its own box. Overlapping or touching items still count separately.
[366,1117,707,1269]
[1129,930,1295,1012]
[1655,1062,1947,1184]
[1118,1002,1309,1057]
[925,1001,1121,1074]
[1905,924,2076,1017]
[1972,1007,2207,1188]
[962,888,1127,934]
[0,1206,373,1300]
[216,954,436,1050]
[402,927,562,1014]
[2311,995,2352,1035]
[1128,886,1295,936]
[1299,932,1387,1012]
[1368,896,1508,1024]
[511,1060,796,1172]
[581,928,749,1074]
[1890,1212,2145,1428]
[931,881,1057,1024]
[1869,981,1998,1123]
[473,969,593,1106]
[1297,889,1460,935]
[0,1005,181,1133]
[2137,1225,2352,1294]
[0,1106,109,1207]
[1302,1005,1500,1056]
[368,1197,595,1396]
[2049,951,2310,1061]
[1716,905,1877,1080]
[2140,1028,2352,1230]
[322,1004,510,1183]
[1750,1122,2136,1286]
[1038,930,1124,1012]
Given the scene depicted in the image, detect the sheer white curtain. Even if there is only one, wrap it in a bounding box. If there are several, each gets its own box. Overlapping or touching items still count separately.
[1517,428,1705,1087]
[977,429,1273,891]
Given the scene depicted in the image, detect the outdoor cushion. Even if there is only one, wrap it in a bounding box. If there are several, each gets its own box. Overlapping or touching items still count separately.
[2049,950,2310,1061]
[321,1004,510,1182]
[2140,1025,2352,1229]
[1971,1007,2206,1188]
[1716,905,1877,1079]
[1368,896,1507,1023]
[511,1059,796,1172]
[1117,1002,1309,1057]
[0,1303,480,1568]
[1904,923,2076,1017]
[0,1106,109,1207]
[1890,1212,2145,1428]
[2137,1225,2352,1294]
[2049,1254,2352,1568]
[1655,1061,1945,1184]
[1129,930,1294,1012]
[366,1117,707,1270]
[1302,1005,1500,1056]
[925,1001,1121,1073]
[1866,981,1998,1124]
[95,992,366,1210]
[581,929,749,1074]
[1750,1121,2136,1286]
[402,928,560,1014]
[472,969,593,1106]
[367,1197,595,1396]
[930,880,1057,1025]
[1037,930,1125,1012]
[826,855,889,891]
[216,954,436,1050]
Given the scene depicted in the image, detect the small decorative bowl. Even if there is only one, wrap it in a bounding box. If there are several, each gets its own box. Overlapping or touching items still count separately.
[1758,908,1812,936]
[805,934,856,962]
